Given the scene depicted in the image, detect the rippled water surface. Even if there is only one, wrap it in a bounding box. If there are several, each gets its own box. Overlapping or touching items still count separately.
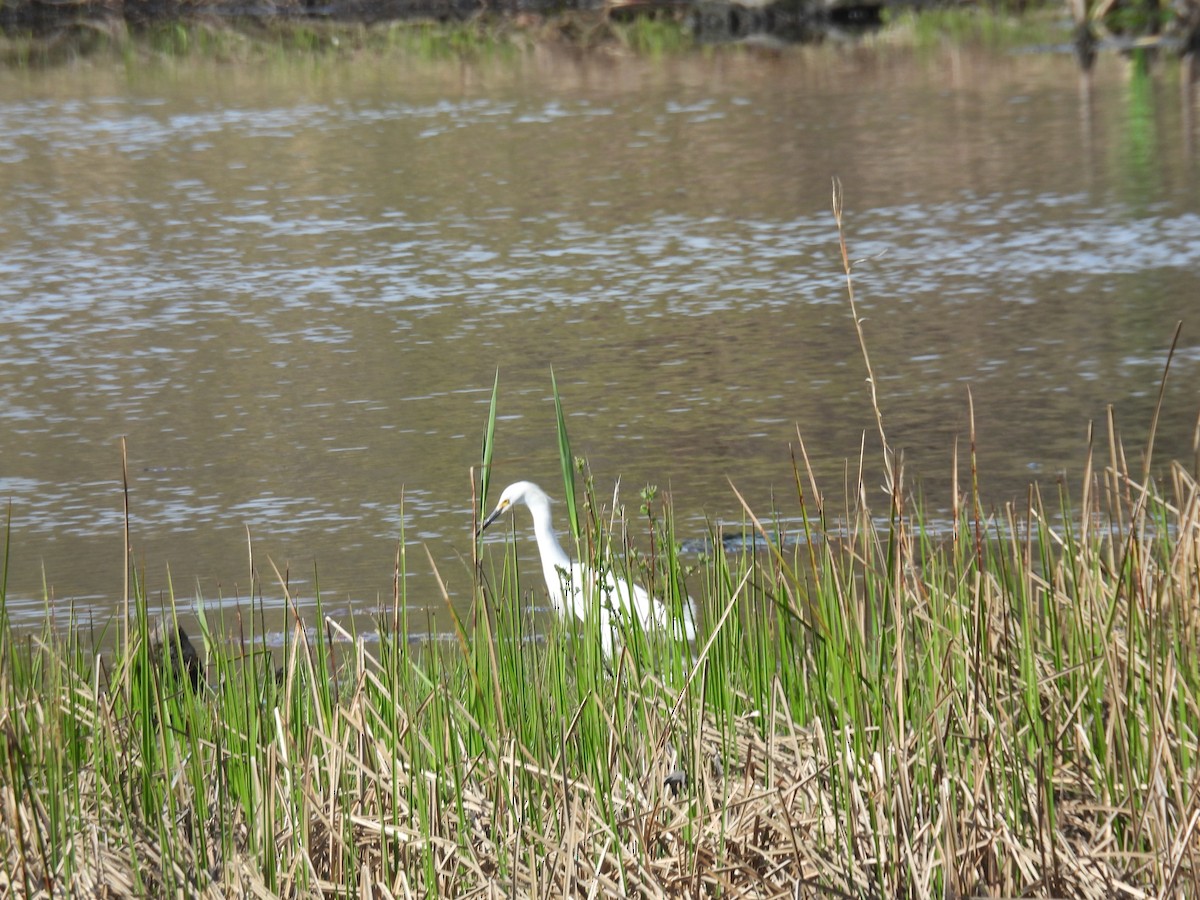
[1,48,1198,632]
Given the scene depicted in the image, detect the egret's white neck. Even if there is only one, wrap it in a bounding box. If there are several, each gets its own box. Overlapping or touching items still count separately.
[524,490,572,573]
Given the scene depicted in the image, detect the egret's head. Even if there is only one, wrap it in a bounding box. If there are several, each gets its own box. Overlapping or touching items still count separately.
[479,481,546,533]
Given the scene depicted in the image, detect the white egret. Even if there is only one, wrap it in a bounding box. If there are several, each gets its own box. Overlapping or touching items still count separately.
[479,481,697,656]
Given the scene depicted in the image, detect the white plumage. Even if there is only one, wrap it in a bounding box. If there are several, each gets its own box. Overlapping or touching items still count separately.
[479,481,697,656]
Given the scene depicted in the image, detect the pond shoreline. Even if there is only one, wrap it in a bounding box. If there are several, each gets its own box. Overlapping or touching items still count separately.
[4,0,1196,69]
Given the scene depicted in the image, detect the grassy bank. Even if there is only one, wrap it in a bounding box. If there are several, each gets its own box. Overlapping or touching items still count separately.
[0,3,1110,69]
[2,200,1198,897]
[0,13,699,68]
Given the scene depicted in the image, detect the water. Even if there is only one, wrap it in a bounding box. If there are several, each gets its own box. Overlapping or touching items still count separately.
[1,48,1197,633]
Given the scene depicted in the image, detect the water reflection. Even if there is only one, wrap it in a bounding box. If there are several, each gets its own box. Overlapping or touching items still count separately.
[0,48,1196,634]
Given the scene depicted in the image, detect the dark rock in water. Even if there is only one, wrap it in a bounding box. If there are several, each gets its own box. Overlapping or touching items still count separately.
[148,621,205,691]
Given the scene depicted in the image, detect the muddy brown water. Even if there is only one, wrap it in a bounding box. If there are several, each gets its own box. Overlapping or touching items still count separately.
[1,47,1198,639]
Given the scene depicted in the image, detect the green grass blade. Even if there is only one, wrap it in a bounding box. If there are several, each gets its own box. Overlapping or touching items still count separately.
[550,366,579,540]
[480,368,500,517]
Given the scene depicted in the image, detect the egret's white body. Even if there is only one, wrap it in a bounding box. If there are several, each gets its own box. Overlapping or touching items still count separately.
[480,481,697,655]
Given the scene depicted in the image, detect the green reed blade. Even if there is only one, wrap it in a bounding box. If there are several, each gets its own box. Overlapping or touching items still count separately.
[550,367,579,540]
[480,369,499,519]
